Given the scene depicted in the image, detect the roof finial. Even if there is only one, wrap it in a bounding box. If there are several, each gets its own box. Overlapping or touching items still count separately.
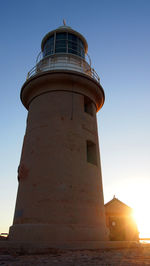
[113,195,115,199]
[63,19,66,26]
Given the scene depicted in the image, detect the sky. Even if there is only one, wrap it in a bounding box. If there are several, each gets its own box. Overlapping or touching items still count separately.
[0,0,150,237]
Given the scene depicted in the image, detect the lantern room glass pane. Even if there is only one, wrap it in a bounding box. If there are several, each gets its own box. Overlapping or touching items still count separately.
[68,33,78,56]
[78,39,85,58]
[68,33,85,58]
[55,32,67,53]
[56,32,67,40]
[43,35,54,57]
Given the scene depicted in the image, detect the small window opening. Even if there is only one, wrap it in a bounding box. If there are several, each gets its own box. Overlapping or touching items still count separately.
[84,96,93,116]
[86,140,97,165]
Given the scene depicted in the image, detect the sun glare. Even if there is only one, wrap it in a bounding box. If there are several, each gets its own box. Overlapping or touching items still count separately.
[120,179,150,240]
[133,206,150,238]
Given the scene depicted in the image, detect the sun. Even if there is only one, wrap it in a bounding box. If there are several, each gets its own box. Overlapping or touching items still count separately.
[133,205,150,239]
[120,178,150,240]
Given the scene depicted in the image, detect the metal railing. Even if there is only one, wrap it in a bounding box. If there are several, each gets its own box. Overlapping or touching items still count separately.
[27,53,100,83]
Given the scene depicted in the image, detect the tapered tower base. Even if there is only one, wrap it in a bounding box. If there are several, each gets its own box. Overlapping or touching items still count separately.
[9,71,108,244]
[9,223,108,243]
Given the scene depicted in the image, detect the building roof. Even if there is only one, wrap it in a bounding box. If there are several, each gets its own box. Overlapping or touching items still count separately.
[105,196,132,209]
[104,196,132,215]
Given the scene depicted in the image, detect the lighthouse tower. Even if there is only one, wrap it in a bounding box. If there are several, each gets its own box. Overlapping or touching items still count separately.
[9,24,108,247]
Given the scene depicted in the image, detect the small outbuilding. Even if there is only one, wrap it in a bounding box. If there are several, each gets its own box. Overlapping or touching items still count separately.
[105,196,139,241]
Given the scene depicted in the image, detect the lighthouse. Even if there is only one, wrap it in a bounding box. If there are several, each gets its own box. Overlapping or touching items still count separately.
[9,24,108,248]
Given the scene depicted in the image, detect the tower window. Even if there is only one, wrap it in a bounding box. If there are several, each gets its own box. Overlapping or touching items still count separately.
[84,96,93,116]
[86,141,97,165]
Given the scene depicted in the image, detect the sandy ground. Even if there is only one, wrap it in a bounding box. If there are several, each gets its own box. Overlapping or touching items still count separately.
[1,246,150,266]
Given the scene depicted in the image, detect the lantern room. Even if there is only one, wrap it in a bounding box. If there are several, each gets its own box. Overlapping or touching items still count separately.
[27,25,100,84]
[41,25,88,59]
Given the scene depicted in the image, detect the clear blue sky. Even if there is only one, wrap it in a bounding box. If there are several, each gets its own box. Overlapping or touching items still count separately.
[0,0,150,236]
